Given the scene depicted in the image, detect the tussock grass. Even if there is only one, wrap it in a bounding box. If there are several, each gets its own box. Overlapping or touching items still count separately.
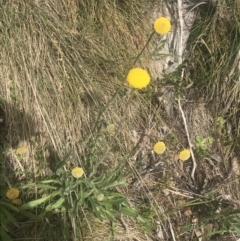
[179,1,240,240]
[0,0,151,161]
[185,0,240,193]
[186,0,240,137]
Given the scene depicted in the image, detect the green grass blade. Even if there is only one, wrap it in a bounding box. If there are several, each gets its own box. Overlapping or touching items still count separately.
[19,191,60,211]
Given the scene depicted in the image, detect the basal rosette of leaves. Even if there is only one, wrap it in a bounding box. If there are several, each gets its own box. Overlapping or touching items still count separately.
[19,154,143,222]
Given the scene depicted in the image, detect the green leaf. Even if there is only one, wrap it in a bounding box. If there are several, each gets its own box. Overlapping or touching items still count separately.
[101,209,115,221]
[97,165,124,188]
[64,178,85,193]
[98,176,118,189]
[232,223,240,233]
[84,189,95,198]
[137,215,148,223]
[20,211,39,219]
[208,136,214,144]
[69,199,78,217]
[92,173,106,185]
[100,197,125,206]
[0,201,19,212]
[79,183,85,205]
[120,206,138,218]
[20,179,61,190]
[19,191,60,210]
[88,198,102,220]
[62,211,70,240]
[45,197,65,211]
[196,136,202,143]
[0,225,12,241]
[32,184,59,190]
[56,151,72,174]
[40,179,62,185]
[0,208,19,227]
[151,40,166,56]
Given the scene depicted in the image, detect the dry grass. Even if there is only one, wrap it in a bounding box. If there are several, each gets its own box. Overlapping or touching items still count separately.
[0,0,154,240]
[185,0,240,136]
[0,0,240,241]
[0,0,149,161]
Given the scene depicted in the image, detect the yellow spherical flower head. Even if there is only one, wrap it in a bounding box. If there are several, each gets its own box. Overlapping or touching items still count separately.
[179,149,191,161]
[6,188,20,200]
[107,124,115,134]
[154,17,171,34]
[16,146,28,155]
[153,141,166,154]
[127,68,150,89]
[97,193,105,202]
[12,198,22,206]
[71,167,84,178]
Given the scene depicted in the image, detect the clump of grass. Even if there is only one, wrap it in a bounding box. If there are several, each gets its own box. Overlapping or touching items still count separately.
[185,1,240,137]
[0,0,149,152]
[168,2,240,240]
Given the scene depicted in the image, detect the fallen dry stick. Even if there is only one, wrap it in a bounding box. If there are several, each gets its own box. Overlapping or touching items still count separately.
[178,99,197,181]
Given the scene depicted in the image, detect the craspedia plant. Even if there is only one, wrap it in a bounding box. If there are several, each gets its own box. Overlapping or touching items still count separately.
[127,68,151,89]
[154,17,171,35]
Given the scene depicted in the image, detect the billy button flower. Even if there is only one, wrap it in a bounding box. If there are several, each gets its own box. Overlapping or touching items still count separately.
[154,17,171,35]
[127,68,150,89]
[179,149,191,161]
[153,141,166,154]
[71,167,84,178]
[16,146,28,154]
[97,193,105,202]
[6,188,20,200]
[106,124,115,134]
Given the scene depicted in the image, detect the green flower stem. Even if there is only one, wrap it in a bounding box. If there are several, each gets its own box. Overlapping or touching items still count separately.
[112,89,135,137]
[132,31,155,66]
[1,173,11,188]
[90,89,135,173]
[90,32,155,135]
[88,33,156,171]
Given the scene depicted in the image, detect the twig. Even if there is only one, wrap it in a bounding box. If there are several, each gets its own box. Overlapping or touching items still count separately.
[168,218,177,241]
[163,188,193,198]
[177,0,184,64]
[176,0,197,180]
[178,99,197,181]
[118,214,130,238]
